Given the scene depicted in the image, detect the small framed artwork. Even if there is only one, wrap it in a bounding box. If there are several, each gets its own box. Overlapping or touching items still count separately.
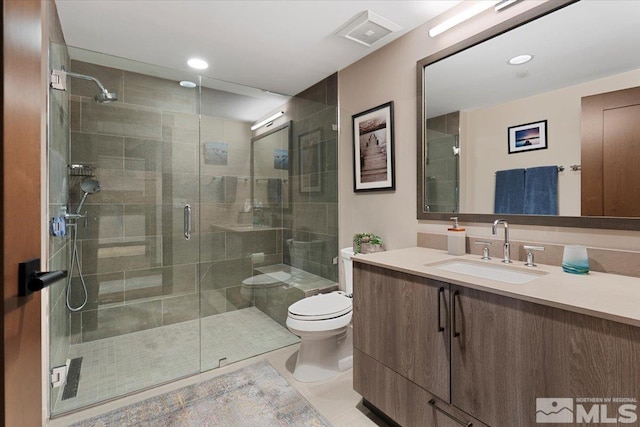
[299,129,322,193]
[352,101,395,192]
[274,148,288,170]
[508,120,548,154]
[203,141,228,165]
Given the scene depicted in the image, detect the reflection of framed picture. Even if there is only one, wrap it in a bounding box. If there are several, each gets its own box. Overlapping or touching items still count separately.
[508,120,548,154]
[203,141,228,165]
[299,129,322,193]
[274,148,288,170]
[352,101,395,192]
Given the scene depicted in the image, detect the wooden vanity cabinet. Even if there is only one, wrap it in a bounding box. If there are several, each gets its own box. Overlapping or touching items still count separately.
[354,263,486,426]
[452,284,640,426]
[353,263,450,401]
[354,262,640,427]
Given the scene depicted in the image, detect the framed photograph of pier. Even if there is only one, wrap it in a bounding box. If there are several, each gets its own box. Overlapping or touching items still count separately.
[508,120,548,154]
[352,101,395,192]
[299,128,322,193]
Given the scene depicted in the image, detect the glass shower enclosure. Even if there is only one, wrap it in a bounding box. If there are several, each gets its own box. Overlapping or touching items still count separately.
[47,45,338,416]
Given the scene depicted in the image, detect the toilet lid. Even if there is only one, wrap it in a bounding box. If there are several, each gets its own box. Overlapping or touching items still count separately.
[288,293,352,321]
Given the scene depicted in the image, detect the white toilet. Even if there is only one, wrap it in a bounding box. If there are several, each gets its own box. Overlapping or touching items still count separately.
[286,247,354,382]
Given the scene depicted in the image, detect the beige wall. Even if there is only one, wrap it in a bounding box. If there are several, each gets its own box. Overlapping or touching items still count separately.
[338,0,640,252]
[462,68,640,216]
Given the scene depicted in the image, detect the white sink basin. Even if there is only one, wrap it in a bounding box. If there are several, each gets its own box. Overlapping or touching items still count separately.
[427,259,546,284]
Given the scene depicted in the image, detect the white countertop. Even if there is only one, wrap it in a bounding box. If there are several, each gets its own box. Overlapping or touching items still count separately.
[353,247,640,328]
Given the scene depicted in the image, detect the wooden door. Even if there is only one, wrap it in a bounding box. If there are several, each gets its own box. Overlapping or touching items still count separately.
[353,263,450,401]
[3,1,45,425]
[582,86,640,216]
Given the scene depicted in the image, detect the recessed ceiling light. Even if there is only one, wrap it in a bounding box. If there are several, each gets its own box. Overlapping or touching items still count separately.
[179,81,197,88]
[508,54,533,65]
[187,58,208,70]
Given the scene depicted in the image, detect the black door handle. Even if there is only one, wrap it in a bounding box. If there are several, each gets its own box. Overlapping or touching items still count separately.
[437,287,445,332]
[453,290,460,337]
[428,399,473,426]
[18,258,67,296]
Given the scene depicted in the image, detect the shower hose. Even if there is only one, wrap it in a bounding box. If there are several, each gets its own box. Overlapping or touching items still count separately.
[66,221,88,312]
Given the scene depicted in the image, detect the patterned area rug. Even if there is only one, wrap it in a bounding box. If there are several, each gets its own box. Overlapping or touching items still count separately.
[70,360,332,427]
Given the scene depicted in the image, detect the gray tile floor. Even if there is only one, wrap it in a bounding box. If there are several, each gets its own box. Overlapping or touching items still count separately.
[52,307,300,415]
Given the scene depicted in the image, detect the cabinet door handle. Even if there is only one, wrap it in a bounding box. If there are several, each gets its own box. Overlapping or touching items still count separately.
[453,289,460,338]
[428,399,473,426]
[437,287,445,332]
[184,204,192,240]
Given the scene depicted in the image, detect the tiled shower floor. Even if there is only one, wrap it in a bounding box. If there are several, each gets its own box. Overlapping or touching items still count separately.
[52,307,300,415]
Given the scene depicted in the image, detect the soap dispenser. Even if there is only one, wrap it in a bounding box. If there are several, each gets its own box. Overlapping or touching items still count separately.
[447,217,466,256]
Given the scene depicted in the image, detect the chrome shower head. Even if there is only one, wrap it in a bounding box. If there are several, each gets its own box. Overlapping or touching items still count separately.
[56,70,118,104]
[95,90,118,104]
[75,178,102,214]
[81,179,101,194]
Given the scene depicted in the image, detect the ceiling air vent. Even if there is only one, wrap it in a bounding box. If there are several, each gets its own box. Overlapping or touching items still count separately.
[336,11,403,48]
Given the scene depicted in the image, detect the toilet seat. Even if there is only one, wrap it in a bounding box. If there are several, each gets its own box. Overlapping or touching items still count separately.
[288,292,352,321]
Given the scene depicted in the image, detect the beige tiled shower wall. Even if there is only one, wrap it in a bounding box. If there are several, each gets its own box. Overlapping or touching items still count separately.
[67,60,283,343]
[256,74,339,282]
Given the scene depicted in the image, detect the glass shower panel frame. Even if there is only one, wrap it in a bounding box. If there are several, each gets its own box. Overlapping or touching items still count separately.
[47,49,339,417]
[48,41,72,415]
[198,76,301,370]
[49,48,202,416]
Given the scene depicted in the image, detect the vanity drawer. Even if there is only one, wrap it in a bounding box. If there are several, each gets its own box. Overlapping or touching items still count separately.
[354,349,487,427]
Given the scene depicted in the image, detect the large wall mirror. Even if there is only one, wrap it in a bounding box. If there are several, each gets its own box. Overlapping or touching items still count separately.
[417,0,640,229]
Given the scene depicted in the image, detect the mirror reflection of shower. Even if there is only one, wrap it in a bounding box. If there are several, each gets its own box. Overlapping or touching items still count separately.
[50,68,118,103]
[65,176,101,312]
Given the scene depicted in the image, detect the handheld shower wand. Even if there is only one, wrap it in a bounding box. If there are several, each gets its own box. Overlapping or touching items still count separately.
[66,178,101,311]
[75,178,102,214]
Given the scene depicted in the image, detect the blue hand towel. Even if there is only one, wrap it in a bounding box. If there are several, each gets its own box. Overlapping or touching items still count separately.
[494,169,525,214]
[267,178,282,204]
[524,166,558,215]
[224,176,238,203]
[207,177,225,203]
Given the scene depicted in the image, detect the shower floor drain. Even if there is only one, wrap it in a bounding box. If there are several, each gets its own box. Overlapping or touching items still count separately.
[62,357,83,400]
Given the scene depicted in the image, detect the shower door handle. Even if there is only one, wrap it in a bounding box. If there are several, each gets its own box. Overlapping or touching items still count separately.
[184,204,192,240]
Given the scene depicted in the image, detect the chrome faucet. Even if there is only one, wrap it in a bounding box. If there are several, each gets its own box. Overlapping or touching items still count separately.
[492,219,512,263]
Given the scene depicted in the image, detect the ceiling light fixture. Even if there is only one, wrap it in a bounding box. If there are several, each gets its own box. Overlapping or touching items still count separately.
[251,111,284,131]
[429,1,499,38]
[495,0,522,12]
[187,58,208,70]
[508,54,533,65]
[179,81,197,88]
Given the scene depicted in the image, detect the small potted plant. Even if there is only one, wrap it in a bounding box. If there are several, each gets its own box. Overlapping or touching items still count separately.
[353,232,385,254]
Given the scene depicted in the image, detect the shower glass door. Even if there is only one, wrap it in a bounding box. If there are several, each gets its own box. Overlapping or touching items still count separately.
[48,47,305,417]
[48,46,202,415]
[198,77,299,371]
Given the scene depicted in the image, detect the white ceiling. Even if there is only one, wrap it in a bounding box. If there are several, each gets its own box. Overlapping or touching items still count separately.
[55,0,460,97]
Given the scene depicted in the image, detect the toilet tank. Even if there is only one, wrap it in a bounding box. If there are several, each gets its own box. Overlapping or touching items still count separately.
[340,247,354,294]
